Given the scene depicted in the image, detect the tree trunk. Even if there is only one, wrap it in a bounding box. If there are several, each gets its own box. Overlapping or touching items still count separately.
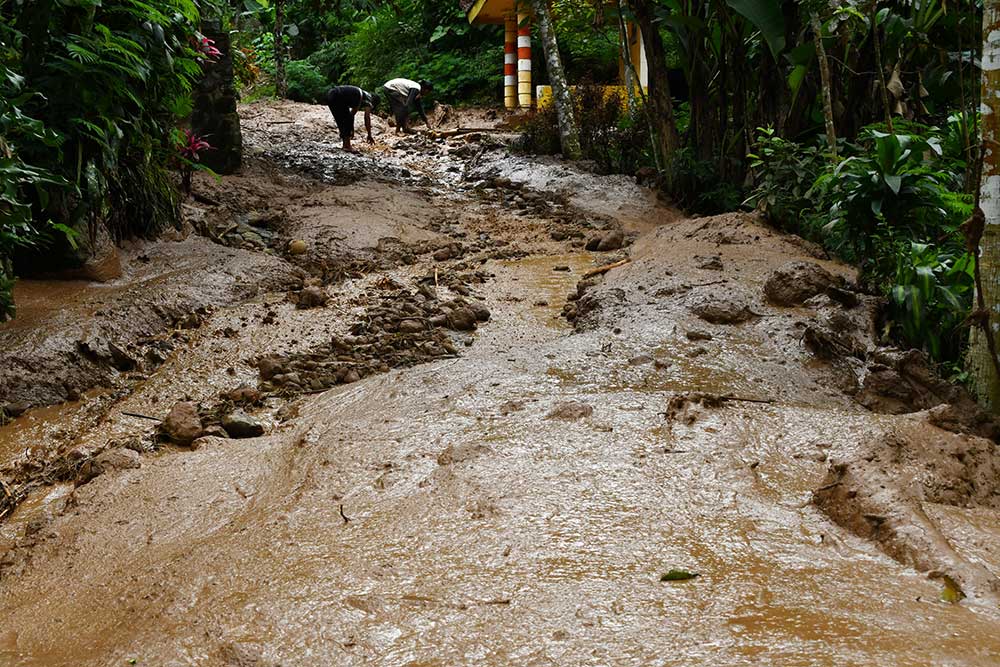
[811,13,838,160]
[528,0,582,160]
[274,0,287,98]
[967,0,1000,410]
[630,0,680,165]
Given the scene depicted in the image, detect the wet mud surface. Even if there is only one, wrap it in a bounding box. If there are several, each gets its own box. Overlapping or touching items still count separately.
[1,100,999,666]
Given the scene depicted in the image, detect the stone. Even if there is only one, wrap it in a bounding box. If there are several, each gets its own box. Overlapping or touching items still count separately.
[258,356,285,380]
[433,247,452,262]
[763,261,840,307]
[686,330,714,342]
[288,239,308,255]
[546,401,594,420]
[596,229,625,251]
[585,236,602,251]
[222,410,265,439]
[447,307,478,331]
[108,342,137,372]
[75,447,141,486]
[163,401,203,445]
[695,255,724,271]
[398,319,425,334]
[343,369,361,384]
[227,384,261,403]
[687,293,759,325]
[470,302,491,322]
[297,286,328,309]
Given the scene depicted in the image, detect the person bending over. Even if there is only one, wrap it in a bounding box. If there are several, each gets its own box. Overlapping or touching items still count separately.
[381,78,432,134]
[326,85,378,152]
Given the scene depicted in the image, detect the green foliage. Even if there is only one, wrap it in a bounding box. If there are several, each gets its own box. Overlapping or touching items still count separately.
[889,242,974,363]
[746,127,825,232]
[285,59,328,102]
[663,148,743,215]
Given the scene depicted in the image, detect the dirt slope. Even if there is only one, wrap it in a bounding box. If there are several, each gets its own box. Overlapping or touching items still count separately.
[0,100,999,666]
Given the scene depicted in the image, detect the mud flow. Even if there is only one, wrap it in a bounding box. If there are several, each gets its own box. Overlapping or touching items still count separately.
[1,100,999,666]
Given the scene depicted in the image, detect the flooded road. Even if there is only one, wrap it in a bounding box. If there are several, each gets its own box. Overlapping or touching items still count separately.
[1,100,999,666]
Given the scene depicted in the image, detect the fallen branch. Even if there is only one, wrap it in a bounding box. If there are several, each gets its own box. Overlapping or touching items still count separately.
[583,258,631,279]
[121,411,163,422]
[339,504,352,524]
[434,126,493,138]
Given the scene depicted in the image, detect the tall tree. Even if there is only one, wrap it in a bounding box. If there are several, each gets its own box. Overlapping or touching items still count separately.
[810,11,837,159]
[967,0,1000,410]
[528,0,582,160]
[628,0,679,165]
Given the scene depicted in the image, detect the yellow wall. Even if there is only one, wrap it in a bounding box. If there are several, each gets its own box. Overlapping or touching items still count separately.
[535,85,648,110]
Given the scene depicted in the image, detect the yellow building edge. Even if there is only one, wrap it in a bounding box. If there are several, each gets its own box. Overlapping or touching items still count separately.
[534,84,648,109]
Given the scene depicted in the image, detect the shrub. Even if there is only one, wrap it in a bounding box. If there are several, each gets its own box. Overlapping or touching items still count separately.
[285,60,329,103]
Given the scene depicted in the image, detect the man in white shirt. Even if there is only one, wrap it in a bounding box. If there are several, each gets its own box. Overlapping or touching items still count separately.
[381,78,433,134]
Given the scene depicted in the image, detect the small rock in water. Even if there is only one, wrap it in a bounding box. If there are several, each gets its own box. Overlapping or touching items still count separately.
[763,261,839,307]
[76,447,141,486]
[288,239,308,255]
[222,410,265,439]
[687,293,759,325]
[553,265,571,272]
[546,401,594,420]
[162,401,203,445]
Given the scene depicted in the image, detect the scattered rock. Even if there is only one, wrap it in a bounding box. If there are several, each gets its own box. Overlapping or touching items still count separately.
[470,302,491,322]
[162,401,203,445]
[546,401,593,420]
[227,384,261,404]
[553,265,571,272]
[695,255,724,271]
[596,229,625,251]
[288,239,308,255]
[398,318,425,334]
[763,261,841,307]
[437,442,490,465]
[447,307,478,331]
[107,342,137,372]
[686,330,713,342]
[297,286,328,309]
[433,247,452,262]
[76,447,141,486]
[258,356,285,380]
[221,410,265,439]
[628,354,654,366]
[687,293,759,324]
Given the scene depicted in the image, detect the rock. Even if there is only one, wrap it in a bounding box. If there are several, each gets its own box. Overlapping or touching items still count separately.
[687,293,759,325]
[585,236,602,251]
[470,302,491,322]
[108,342,137,372]
[288,239,308,255]
[297,285,328,309]
[546,401,594,420]
[447,307,478,331]
[433,247,452,262]
[227,384,261,404]
[398,319,425,334]
[596,229,625,251]
[686,330,714,342]
[343,369,361,384]
[763,261,840,307]
[628,354,654,366]
[499,399,526,415]
[2,402,30,419]
[162,401,203,445]
[221,410,265,439]
[553,265,571,272]
[258,356,285,380]
[550,230,568,241]
[695,255,724,271]
[76,447,141,486]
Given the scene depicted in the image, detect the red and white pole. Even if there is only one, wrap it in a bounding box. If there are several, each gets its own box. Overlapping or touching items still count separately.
[504,16,516,109]
[516,9,532,108]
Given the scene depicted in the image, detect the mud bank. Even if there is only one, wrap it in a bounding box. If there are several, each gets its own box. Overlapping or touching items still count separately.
[1,99,999,666]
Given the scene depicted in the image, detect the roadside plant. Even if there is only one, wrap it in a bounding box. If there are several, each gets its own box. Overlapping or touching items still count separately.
[176,129,213,195]
[889,241,974,363]
[745,127,825,232]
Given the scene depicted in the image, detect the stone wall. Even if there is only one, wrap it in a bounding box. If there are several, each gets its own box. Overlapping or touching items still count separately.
[191,20,243,174]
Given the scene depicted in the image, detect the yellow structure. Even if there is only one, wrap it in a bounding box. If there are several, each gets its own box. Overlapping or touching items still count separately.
[465,0,647,110]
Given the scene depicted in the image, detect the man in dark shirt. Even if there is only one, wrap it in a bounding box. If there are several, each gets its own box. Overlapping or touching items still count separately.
[326,85,379,153]
[381,78,433,134]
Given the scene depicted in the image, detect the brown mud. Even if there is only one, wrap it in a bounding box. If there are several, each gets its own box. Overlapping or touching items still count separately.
[1,100,999,666]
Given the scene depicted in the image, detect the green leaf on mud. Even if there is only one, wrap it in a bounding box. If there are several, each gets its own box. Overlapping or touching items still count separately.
[660,569,700,582]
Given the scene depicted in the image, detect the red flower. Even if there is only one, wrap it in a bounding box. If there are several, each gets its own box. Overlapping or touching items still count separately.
[195,36,222,61]
[179,129,212,161]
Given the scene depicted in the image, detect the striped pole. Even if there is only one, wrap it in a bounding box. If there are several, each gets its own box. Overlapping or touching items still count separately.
[516,9,532,108]
[504,16,516,109]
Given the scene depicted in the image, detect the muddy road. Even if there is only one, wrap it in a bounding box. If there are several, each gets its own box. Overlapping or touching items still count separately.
[1,100,1000,666]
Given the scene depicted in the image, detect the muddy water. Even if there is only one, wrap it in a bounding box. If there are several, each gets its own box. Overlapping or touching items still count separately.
[1,100,1000,666]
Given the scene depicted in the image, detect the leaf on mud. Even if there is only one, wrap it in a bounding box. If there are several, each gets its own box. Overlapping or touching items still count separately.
[660,569,700,582]
[939,576,965,604]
